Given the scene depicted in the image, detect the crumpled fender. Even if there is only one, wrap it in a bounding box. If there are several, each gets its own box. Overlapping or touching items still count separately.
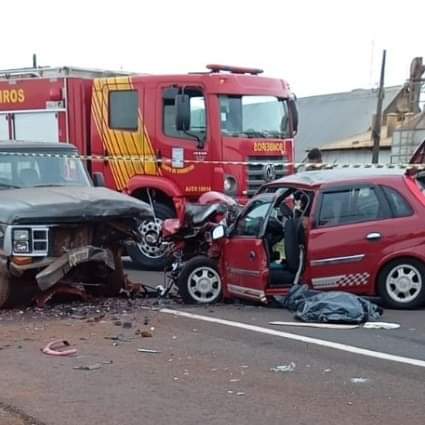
[36,246,115,291]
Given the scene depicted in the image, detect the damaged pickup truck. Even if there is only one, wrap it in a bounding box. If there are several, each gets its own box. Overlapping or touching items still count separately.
[0,143,153,308]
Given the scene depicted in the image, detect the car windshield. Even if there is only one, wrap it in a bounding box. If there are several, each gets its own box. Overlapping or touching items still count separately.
[0,152,91,189]
[219,95,289,139]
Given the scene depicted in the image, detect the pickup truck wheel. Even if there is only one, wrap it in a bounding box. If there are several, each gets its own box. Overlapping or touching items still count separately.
[128,203,175,271]
[378,258,425,309]
[0,269,11,308]
[177,256,223,304]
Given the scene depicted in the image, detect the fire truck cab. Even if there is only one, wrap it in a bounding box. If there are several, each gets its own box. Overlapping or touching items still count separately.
[0,64,298,269]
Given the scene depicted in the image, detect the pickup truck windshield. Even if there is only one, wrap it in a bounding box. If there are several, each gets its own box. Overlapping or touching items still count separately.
[0,153,91,189]
[220,95,289,139]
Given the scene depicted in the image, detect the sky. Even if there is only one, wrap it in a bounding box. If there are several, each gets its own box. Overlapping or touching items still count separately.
[0,0,424,97]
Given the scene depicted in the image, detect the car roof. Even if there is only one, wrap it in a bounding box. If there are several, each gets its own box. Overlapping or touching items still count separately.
[265,168,406,189]
[0,142,78,152]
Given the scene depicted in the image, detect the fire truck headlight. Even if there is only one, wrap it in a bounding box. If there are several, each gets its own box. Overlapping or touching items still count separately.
[224,176,237,195]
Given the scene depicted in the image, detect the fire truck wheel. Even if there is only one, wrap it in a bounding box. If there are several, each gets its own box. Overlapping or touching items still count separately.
[128,203,175,271]
[0,269,11,309]
[378,258,425,309]
[177,256,223,304]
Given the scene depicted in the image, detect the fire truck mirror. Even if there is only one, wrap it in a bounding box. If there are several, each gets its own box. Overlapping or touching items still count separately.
[288,97,299,135]
[175,94,191,132]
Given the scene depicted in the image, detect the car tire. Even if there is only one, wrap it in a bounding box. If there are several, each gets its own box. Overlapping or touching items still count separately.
[127,203,175,271]
[177,256,223,304]
[0,269,11,309]
[377,258,425,309]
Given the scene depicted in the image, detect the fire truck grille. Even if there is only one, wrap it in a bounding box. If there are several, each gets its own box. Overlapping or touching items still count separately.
[247,156,288,196]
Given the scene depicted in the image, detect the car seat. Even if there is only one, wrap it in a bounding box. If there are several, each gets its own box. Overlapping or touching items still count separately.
[269,217,305,287]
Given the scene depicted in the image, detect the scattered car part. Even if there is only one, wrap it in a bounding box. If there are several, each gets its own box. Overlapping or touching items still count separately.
[271,362,296,373]
[137,348,161,354]
[41,340,77,356]
[73,363,102,371]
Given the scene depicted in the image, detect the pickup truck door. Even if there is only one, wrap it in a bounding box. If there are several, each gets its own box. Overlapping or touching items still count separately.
[222,198,273,302]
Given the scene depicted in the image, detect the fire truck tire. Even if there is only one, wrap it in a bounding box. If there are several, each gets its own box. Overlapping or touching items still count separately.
[0,269,11,309]
[377,258,425,309]
[177,256,223,304]
[128,203,175,271]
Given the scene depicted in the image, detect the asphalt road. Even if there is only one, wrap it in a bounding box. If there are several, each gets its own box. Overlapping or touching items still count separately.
[1,267,425,425]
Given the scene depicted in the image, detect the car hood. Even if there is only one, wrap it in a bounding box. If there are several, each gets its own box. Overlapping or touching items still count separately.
[0,186,153,225]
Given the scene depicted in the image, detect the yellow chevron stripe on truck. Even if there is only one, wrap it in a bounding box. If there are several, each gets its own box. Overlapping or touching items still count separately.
[92,76,160,190]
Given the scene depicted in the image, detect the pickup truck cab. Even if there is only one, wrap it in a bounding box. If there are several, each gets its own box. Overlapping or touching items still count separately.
[0,142,152,308]
[216,168,425,309]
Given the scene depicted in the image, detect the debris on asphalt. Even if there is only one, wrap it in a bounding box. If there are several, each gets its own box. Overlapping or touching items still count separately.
[137,348,161,354]
[73,363,102,370]
[363,322,400,330]
[41,340,78,356]
[271,362,296,373]
[350,377,369,384]
[135,329,153,337]
[104,335,134,342]
[274,284,382,324]
[269,321,359,329]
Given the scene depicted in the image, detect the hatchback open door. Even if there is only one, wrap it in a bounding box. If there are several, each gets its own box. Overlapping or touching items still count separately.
[222,196,273,302]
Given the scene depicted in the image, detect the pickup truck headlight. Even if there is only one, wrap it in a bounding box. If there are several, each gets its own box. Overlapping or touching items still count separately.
[13,229,30,253]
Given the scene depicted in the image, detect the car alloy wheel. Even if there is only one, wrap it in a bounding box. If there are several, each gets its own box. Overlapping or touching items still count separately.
[187,266,222,304]
[385,263,422,304]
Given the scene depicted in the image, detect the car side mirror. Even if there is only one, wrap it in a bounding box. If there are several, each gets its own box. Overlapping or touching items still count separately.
[175,94,191,131]
[92,172,105,187]
[212,224,226,240]
[288,97,298,135]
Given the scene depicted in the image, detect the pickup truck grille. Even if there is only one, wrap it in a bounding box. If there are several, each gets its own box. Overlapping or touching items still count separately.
[247,156,288,196]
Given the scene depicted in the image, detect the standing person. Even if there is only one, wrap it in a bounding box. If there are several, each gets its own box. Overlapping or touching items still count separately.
[297,148,323,172]
[306,148,322,170]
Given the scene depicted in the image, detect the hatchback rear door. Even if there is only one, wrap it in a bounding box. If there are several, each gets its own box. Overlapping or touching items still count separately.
[307,184,394,294]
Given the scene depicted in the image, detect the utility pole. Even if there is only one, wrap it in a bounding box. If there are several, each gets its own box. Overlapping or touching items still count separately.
[371,49,386,164]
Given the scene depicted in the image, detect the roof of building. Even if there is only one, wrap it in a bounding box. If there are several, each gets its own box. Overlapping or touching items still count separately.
[295,86,402,160]
[319,128,392,151]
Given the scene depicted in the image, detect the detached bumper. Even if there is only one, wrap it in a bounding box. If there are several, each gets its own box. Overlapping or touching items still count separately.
[36,246,115,291]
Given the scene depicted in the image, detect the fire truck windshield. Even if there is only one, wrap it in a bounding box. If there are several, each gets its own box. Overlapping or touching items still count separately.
[219,95,289,139]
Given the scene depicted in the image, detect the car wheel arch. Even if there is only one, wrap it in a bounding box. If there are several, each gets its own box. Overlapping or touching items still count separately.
[373,254,425,293]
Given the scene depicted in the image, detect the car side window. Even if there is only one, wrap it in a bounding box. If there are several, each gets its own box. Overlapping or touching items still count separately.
[318,186,382,227]
[381,186,413,218]
[234,201,271,237]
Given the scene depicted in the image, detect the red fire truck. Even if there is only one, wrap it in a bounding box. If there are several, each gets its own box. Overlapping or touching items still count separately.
[0,64,298,269]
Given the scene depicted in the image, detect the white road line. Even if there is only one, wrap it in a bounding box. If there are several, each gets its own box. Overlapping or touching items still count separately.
[160,308,425,369]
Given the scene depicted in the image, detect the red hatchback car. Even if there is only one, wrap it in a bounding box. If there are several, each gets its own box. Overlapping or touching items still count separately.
[215,168,425,309]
